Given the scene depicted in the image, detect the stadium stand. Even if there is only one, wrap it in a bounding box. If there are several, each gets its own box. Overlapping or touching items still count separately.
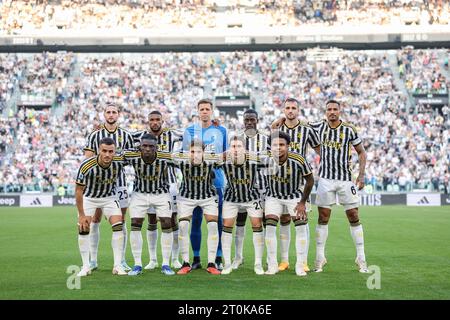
[0,0,449,35]
[0,48,448,195]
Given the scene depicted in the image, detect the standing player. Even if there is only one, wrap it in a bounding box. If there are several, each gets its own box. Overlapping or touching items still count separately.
[309,100,368,273]
[84,103,134,271]
[132,111,182,270]
[232,109,269,270]
[75,137,128,276]
[169,141,223,275]
[263,131,314,276]
[271,98,320,272]
[124,134,175,276]
[221,136,265,275]
[182,99,227,270]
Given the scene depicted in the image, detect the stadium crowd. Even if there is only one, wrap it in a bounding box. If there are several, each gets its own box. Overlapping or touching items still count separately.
[0,0,449,35]
[0,49,449,194]
[398,47,448,94]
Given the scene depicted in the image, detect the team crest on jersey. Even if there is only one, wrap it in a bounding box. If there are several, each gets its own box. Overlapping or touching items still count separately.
[118,136,123,144]
[297,132,302,139]
[340,132,345,140]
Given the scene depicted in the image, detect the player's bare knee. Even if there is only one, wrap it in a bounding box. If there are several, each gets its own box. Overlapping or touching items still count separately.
[92,209,102,223]
[223,225,233,235]
[293,217,308,226]
[131,218,143,231]
[252,225,263,233]
[236,211,247,227]
[280,214,291,225]
[171,212,178,227]
[318,207,331,225]
[111,221,123,232]
[78,226,90,235]
[205,215,218,223]
[223,218,235,228]
[265,215,278,227]
[346,209,360,226]
[160,218,172,231]
[148,213,157,224]
[318,215,330,225]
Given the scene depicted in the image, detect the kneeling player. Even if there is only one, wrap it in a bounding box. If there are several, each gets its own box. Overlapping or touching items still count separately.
[75,137,128,276]
[169,141,222,275]
[125,134,175,276]
[263,131,314,276]
[221,136,264,275]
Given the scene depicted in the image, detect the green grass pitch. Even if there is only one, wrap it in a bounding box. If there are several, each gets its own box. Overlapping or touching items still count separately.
[0,205,449,300]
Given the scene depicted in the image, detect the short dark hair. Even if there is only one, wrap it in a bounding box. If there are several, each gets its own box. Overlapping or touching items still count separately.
[104,102,120,112]
[148,110,162,117]
[229,135,246,147]
[283,98,299,107]
[269,130,291,146]
[190,140,205,150]
[99,137,115,147]
[243,109,258,118]
[197,99,213,109]
[326,100,340,108]
[141,133,158,144]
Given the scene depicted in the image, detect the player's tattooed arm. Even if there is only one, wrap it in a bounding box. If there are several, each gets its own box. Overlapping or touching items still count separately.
[270,117,286,130]
[354,143,366,190]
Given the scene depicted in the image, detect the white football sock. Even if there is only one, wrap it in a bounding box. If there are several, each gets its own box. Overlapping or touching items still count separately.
[121,221,128,263]
[253,230,264,267]
[234,225,245,261]
[350,224,366,261]
[130,230,143,267]
[111,228,124,267]
[222,230,233,268]
[147,225,158,263]
[265,225,278,268]
[295,224,307,267]
[89,222,100,263]
[78,234,90,269]
[161,230,173,266]
[171,227,180,262]
[178,220,190,263]
[303,222,310,264]
[207,222,219,264]
[279,222,290,263]
[316,224,329,261]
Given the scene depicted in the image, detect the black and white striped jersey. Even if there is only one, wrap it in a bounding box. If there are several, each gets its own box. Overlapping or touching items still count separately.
[168,153,220,200]
[123,150,172,194]
[280,121,320,155]
[132,128,183,184]
[75,155,125,198]
[239,130,270,190]
[222,154,260,203]
[260,152,313,200]
[84,125,134,188]
[309,120,362,182]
